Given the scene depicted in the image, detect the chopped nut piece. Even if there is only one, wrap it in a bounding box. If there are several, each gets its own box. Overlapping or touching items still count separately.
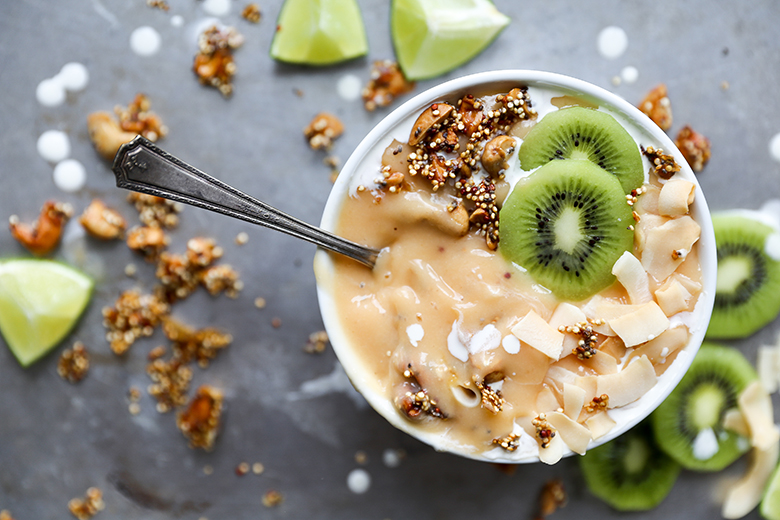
[163,317,233,367]
[127,192,182,229]
[147,357,193,412]
[57,341,90,383]
[241,3,261,23]
[304,330,329,353]
[538,479,567,518]
[362,60,415,111]
[638,84,673,131]
[126,225,169,260]
[408,103,455,146]
[642,145,680,179]
[481,135,515,177]
[675,125,711,172]
[79,199,127,240]
[304,113,344,150]
[194,25,244,97]
[68,487,104,520]
[9,200,73,256]
[87,112,139,161]
[262,490,284,508]
[199,264,243,298]
[103,290,169,355]
[177,386,223,450]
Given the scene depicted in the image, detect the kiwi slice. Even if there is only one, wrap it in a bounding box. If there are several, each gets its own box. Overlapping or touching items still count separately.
[499,159,634,301]
[651,342,756,471]
[706,213,780,339]
[579,420,681,511]
[517,106,644,193]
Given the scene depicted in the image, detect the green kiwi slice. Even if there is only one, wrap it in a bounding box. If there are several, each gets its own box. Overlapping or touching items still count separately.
[706,213,780,339]
[651,342,756,471]
[498,159,634,301]
[517,106,644,193]
[579,420,681,511]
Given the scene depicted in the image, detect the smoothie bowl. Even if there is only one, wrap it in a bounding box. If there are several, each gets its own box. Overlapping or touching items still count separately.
[314,70,716,464]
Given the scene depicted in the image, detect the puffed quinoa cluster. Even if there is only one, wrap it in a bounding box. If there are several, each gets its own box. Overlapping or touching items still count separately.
[57,342,90,383]
[638,83,673,131]
[241,3,261,23]
[163,317,233,368]
[67,487,104,520]
[103,290,169,355]
[304,113,344,150]
[193,24,244,97]
[362,60,415,111]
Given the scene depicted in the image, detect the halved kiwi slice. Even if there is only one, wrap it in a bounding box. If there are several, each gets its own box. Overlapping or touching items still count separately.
[499,159,634,301]
[651,342,756,471]
[517,106,644,193]
[706,212,780,339]
[579,420,681,511]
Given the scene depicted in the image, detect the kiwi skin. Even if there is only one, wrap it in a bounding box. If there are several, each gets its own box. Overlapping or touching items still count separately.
[499,159,634,302]
[516,106,645,193]
[706,213,780,339]
[579,420,681,512]
[651,342,756,472]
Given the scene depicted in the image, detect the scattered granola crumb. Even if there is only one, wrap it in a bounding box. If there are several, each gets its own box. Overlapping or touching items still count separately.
[532,413,556,449]
[585,394,610,413]
[177,385,224,450]
[236,461,250,476]
[721,80,730,91]
[0,510,14,520]
[362,60,415,111]
[241,3,261,23]
[124,263,137,277]
[252,462,265,475]
[304,113,344,150]
[304,330,329,353]
[127,226,169,260]
[675,125,711,172]
[642,145,680,179]
[271,317,282,328]
[235,231,249,245]
[194,25,244,97]
[146,0,170,11]
[199,264,243,298]
[292,88,304,97]
[537,479,567,518]
[163,317,233,368]
[58,341,90,383]
[354,450,368,465]
[67,487,104,520]
[147,357,193,412]
[9,200,73,256]
[203,464,214,475]
[254,297,267,309]
[80,199,127,240]
[129,402,141,415]
[102,290,169,355]
[262,490,284,508]
[638,84,673,131]
[127,192,182,229]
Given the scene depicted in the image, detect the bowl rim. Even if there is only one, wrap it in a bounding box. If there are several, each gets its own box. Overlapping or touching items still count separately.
[314,69,717,463]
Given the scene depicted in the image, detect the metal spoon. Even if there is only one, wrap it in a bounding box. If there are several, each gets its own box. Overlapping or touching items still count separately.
[111,136,379,268]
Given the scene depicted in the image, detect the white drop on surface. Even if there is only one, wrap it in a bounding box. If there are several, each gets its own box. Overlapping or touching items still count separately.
[57,62,89,92]
[621,66,639,84]
[406,323,424,347]
[770,133,780,162]
[597,26,628,59]
[337,74,362,101]
[502,334,520,354]
[171,15,184,27]
[382,449,402,468]
[130,26,162,56]
[692,427,719,460]
[202,0,231,16]
[346,468,371,494]
[447,320,469,362]
[37,130,71,162]
[36,78,66,107]
[53,159,87,192]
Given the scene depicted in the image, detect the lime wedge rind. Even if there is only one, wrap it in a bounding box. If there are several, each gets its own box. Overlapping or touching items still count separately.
[391,0,510,81]
[0,259,93,367]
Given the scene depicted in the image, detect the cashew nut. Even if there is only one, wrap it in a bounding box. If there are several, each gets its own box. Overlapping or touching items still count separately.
[481,135,516,177]
[408,103,454,146]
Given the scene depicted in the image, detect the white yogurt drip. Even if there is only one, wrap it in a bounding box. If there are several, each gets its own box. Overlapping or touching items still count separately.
[467,324,501,355]
[502,334,520,354]
[53,159,87,192]
[597,26,628,59]
[770,133,780,162]
[37,130,71,162]
[691,427,719,460]
[346,468,371,494]
[447,319,469,362]
[57,62,89,92]
[36,78,66,107]
[621,66,639,84]
[382,449,402,468]
[130,26,162,56]
[202,0,231,16]
[406,323,424,347]
[337,74,362,101]
[171,15,184,27]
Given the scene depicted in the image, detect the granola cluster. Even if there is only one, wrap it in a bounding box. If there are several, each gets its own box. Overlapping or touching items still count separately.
[67,487,104,520]
[57,341,90,383]
[102,290,169,355]
[362,60,415,111]
[241,3,261,23]
[193,24,244,97]
[304,113,344,150]
[87,93,167,161]
[176,385,224,450]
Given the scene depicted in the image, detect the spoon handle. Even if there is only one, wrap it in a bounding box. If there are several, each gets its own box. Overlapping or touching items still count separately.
[112,136,378,268]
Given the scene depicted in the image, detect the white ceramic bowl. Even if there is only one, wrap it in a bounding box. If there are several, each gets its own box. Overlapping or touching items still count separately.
[314,70,716,463]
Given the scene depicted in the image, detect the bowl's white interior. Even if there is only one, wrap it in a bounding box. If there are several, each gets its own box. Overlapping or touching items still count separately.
[314,70,717,463]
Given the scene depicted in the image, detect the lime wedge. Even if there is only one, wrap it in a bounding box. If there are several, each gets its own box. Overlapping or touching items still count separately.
[391,0,510,80]
[762,462,780,520]
[0,259,93,367]
[270,0,368,65]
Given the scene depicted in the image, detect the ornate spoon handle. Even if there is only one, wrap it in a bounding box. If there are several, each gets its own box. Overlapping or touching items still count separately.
[112,136,378,268]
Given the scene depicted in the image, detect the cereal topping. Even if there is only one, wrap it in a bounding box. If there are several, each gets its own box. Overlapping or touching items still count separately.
[241,3,262,23]
[199,264,243,298]
[492,433,522,452]
[675,125,711,173]
[638,84,673,131]
[559,321,600,359]
[57,341,90,383]
[396,365,447,420]
[194,25,244,97]
[533,413,557,449]
[538,479,567,518]
[67,487,104,520]
[304,330,329,353]
[127,192,182,229]
[79,199,127,240]
[304,113,344,150]
[362,60,415,111]
[9,200,73,256]
[642,145,681,179]
[584,394,610,413]
[147,357,193,412]
[176,385,224,450]
[476,373,505,413]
